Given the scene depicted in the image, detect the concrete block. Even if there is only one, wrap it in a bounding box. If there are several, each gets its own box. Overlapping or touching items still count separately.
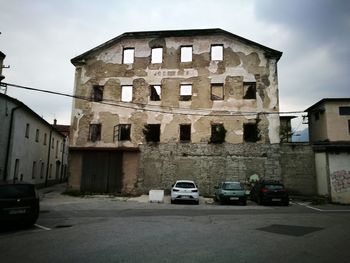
[149,190,164,203]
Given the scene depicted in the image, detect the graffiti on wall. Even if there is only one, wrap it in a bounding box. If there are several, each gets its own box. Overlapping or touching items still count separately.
[330,170,350,192]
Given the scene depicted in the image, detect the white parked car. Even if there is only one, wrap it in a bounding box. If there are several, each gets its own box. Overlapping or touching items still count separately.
[171,180,199,204]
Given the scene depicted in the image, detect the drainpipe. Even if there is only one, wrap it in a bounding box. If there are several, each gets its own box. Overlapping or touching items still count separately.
[45,129,53,187]
[3,106,20,181]
[60,136,66,182]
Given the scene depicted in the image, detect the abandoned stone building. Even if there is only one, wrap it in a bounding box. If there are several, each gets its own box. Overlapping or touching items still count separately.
[68,28,315,195]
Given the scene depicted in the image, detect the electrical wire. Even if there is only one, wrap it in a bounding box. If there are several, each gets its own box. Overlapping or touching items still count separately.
[2,82,306,117]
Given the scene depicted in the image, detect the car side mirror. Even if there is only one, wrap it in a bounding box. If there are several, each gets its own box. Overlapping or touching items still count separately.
[171,184,174,187]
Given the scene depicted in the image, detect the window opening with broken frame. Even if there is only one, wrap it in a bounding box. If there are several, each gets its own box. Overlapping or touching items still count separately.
[89,124,101,142]
[180,46,192,62]
[114,124,131,141]
[180,84,192,101]
[243,82,256,99]
[211,45,223,61]
[122,48,134,64]
[151,47,163,63]
[180,124,191,142]
[243,123,258,142]
[211,84,224,100]
[150,85,161,101]
[92,85,103,102]
[143,124,160,142]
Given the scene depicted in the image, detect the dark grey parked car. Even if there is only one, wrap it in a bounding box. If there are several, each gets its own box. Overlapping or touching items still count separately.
[250,180,289,206]
[214,181,247,205]
[0,183,40,226]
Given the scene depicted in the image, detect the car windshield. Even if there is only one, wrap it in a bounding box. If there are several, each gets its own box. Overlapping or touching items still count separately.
[222,182,243,190]
[175,182,196,188]
[0,184,35,199]
[265,184,284,190]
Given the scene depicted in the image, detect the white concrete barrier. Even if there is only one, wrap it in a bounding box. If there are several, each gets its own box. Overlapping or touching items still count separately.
[149,190,164,203]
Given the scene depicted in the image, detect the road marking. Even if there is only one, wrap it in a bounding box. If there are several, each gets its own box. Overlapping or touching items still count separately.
[34,224,51,230]
[295,202,350,212]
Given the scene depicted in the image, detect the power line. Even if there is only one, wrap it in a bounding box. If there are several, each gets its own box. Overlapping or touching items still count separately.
[2,82,306,117]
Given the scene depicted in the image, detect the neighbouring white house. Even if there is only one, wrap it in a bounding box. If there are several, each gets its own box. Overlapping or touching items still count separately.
[0,93,69,186]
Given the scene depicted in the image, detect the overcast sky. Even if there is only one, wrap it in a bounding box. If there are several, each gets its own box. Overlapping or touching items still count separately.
[1,0,349,131]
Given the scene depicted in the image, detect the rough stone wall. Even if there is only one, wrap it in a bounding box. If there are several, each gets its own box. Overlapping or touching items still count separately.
[138,143,282,196]
[138,143,316,196]
[280,143,316,195]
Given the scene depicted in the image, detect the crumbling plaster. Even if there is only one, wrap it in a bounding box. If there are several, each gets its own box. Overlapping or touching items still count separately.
[71,34,280,147]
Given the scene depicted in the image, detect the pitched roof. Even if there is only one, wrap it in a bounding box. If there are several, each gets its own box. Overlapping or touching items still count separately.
[305,98,350,112]
[0,93,66,137]
[71,28,282,65]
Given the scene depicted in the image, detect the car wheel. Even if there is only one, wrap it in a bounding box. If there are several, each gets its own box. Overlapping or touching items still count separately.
[282,200,289,206]
[194,200,199,205]
[171,199,175,204]
[213,195,218,202]
[242,199,247,206]
[257,196,263,205]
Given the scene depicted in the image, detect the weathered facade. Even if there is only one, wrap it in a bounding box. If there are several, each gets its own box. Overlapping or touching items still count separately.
[69,29,288,194]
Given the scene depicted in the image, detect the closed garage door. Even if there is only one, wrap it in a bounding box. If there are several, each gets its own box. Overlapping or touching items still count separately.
[81,151,123,193]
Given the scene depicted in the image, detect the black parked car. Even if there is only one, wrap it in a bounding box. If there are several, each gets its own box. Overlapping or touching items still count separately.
[250,180,289,206]
[0,183,40,226]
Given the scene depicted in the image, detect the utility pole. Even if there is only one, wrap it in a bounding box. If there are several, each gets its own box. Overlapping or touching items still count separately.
[0,32,10,93]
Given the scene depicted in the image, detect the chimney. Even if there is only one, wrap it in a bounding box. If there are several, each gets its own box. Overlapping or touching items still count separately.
[54,119,57,126]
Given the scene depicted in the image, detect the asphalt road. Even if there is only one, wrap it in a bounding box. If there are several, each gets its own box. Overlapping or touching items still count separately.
[1,190,350,263]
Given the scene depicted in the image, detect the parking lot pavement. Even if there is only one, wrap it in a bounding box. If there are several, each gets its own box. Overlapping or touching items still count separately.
[38,183,350,213]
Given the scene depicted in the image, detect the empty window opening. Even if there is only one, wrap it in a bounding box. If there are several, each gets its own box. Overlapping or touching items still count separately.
[181,46,192,62]
[210,124,226,143]
[117,124,131,141]
[93,85,103,102]
[25,123,30,138]
[123,48,134,64]
[35,129,40,142]
[151,48,163,63]
[121,85,133,102]
[339,106,350,115]
[44,133,47,145]
[180,84,192,101]
[211,84,224,100]
[244,123,258,142]
[211,45,223,61]
[150,85,161,101]
[314,112,320,121]
[243,82,256,99]
[89,124,101,142]
[144,124,160,142]
[180,124,191,142]
[49,164,52,178]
